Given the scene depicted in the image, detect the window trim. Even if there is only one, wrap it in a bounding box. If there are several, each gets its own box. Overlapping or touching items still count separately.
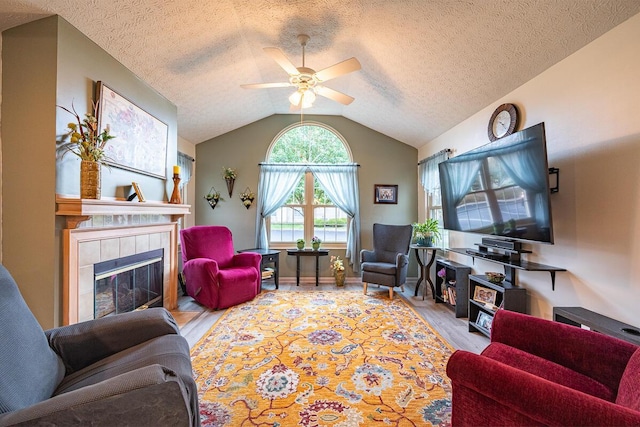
[266,122,352,249]
[266,121,353,161]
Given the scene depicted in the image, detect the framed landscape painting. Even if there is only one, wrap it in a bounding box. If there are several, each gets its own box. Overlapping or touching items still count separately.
[97,81,168,178]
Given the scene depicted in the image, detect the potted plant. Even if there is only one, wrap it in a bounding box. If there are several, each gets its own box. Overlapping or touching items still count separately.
[205,187,223,210]
[412,218,441,246]
[296,238,305,250]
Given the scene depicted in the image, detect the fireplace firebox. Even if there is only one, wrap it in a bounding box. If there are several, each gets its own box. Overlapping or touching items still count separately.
[94,249,164,318]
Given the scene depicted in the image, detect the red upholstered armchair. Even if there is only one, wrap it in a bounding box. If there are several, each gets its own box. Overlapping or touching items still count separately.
[180,226,261,310]
[446,309,640,426]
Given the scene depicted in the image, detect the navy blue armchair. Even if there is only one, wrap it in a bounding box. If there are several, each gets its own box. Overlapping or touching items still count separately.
[360,223,413,299]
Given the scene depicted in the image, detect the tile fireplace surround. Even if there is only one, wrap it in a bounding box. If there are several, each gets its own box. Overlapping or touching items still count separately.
[56,196,190,325]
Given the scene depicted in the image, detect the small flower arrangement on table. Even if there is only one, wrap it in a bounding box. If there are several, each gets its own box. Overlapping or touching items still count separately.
[311,236,322,249]
[296,238,305,249]
[239,188,255,209]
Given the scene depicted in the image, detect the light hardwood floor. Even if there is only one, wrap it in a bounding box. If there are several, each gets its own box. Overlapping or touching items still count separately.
[172,277,490,354]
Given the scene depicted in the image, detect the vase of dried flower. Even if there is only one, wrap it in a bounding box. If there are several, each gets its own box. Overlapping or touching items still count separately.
[80,160,101,199]
[334,270,346,287]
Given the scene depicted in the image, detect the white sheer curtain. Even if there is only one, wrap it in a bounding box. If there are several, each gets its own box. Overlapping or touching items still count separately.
[309,164,361,272]
[439,159,482,230]
[177,152,193,189]
[254,164,306,249]
[418,150,449,193]
[498,144,549,227]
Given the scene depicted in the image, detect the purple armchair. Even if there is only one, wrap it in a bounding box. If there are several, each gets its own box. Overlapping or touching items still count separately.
[180,226,261,310]
[446,309,640,426]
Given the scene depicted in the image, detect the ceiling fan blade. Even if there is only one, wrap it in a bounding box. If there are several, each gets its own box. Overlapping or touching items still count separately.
[314,57,361,82]
[316,86,355,105]
[241,82,292,89]
[263,47,300,75]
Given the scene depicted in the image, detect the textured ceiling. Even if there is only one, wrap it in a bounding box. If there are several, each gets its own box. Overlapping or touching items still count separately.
[1,1,639,147]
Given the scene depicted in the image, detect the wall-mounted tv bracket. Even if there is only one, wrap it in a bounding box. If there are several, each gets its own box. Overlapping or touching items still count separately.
[549,167,559,193]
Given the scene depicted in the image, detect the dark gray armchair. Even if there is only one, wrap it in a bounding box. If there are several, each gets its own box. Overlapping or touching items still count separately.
[0,264,200,427]
[360,223,413,299]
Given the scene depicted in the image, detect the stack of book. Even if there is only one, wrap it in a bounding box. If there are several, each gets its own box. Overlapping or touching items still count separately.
[262,267,274,280]
[447,286,457,306]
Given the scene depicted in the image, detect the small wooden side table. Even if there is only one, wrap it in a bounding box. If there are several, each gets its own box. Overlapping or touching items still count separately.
[237,248,280,290]
[411,245,438,300]
[286,249,330,286]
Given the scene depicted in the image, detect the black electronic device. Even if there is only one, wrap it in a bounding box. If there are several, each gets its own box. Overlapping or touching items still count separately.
[439,123,554,244]
[482,237,521,251]
[465,248,509,261]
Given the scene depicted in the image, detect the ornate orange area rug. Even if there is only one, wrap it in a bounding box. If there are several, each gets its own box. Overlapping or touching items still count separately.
[191,291,454,426]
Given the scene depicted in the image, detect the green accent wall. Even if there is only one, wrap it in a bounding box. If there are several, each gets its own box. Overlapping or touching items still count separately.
[195,114,419,279]
[2,16,178,328]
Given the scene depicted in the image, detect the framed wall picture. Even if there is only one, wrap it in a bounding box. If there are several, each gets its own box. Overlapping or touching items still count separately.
[473,286,497,306]
[96,81,168,179]
[374,184,398,204]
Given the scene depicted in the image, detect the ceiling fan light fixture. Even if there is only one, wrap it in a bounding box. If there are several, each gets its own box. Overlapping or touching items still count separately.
[288,90,303,106]
[289,88,316,109]
[301,90,315,108]
[243,34,360,108]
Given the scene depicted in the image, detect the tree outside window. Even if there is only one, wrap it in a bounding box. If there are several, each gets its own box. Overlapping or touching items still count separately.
[268,123,351,246]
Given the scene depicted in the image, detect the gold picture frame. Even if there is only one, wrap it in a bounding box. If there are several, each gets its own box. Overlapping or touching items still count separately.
[473,286,497,305]
[131,182,146,202]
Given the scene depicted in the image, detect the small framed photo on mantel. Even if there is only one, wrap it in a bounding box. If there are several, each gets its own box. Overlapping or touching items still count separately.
[131,182,146,202]
[374,184,398,204]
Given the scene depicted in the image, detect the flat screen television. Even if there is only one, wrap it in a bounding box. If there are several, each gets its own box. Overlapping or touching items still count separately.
[438,122,554,244]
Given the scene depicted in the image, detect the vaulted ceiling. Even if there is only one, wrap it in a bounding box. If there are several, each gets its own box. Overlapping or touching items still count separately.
[1,1,639,147]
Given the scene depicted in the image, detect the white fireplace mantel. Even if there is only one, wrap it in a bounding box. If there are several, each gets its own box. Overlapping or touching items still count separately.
[56,196,190,229]
[56,195,191,325]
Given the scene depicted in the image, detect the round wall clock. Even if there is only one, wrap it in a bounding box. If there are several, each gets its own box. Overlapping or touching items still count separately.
[488,103,518,141]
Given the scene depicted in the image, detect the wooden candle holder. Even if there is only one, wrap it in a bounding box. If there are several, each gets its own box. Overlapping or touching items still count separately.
[169,174,182,204]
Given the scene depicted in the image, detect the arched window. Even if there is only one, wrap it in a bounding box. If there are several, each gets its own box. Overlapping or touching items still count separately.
[266,122,352,246]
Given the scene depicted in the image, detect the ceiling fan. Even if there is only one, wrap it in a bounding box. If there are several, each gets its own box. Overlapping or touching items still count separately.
[241,34,361,109]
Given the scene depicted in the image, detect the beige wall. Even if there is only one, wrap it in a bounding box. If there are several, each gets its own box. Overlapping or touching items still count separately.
[2,17,59,327]
[419,13,640,325]
[1,16,178,328]
[195,114,419,279]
